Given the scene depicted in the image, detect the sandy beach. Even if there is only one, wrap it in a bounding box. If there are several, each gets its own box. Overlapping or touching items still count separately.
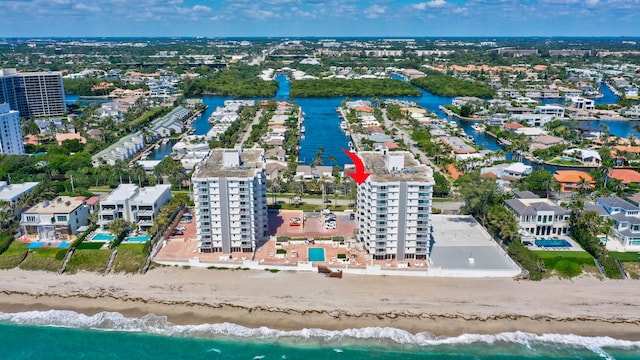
[1,267,639,339]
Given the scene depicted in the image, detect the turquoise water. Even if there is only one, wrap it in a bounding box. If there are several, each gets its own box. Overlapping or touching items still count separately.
[126,235,150,243]
[308,247,326,262]
[93,233,115,241]
[535,239,571,248]
[1,310,640,359]
[26,242,69,249]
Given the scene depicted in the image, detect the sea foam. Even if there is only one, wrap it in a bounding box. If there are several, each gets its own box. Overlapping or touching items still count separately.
[0,309,638,354]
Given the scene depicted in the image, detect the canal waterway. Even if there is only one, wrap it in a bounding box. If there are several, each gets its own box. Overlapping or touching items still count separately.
[73,75,639,170]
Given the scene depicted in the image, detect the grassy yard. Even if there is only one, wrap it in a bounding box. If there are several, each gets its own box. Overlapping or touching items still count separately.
[533,250,596,278]
[112,244,147,274]
[19,248,66,272]
[610,252,640,279]
[65,249,112,274]
[76,242,107,250]
[0,241,29,269]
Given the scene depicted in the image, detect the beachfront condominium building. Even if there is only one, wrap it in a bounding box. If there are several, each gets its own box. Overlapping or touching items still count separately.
[20,196,90,242]
[192,148,268,253]
[0,103,25,155]
[99,184,172,232]
[356,149,435,261]
[0,68,66,118]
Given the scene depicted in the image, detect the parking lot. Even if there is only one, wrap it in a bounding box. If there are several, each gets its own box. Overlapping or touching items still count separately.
[268,210,357,238]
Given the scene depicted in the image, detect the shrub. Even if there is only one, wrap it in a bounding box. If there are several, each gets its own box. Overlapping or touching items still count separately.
[276,249,287,254]
[554,260,582,278]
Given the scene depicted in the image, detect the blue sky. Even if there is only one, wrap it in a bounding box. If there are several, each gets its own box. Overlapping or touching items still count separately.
[1,0,639,37]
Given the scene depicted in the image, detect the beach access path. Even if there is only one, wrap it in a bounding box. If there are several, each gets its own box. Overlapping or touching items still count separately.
[1,268,639,339]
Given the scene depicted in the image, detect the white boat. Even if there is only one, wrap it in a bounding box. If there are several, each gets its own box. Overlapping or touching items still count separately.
[471,124,486,132]
[348,141,354,149]
[300,126,306,133]
[340,121,348,130]
[345,131,350,137]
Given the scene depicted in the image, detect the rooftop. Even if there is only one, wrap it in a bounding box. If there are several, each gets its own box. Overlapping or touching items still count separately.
[25,196,85,215]
[131,184,171,204]
[194,148,264,179]
[0,181,39,202]
[554,170,594,183]
[360,150,434,183]
[103,184,138,203]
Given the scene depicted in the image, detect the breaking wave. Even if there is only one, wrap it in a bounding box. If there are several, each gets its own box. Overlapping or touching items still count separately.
[1,309,639,355]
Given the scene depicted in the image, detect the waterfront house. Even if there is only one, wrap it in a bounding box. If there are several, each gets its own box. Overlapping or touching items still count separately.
[535,105,565,118]
[553,170,595,192]
[567,97,595,111]
[530,135,565,151]
[437,136,476,155]
[505,193,570,237]
[481,162,532,190]
[596,197,640,251]
[0,181,38,209]
[607,169,640,187]
[21,196,90,242]
[562,148,602,166]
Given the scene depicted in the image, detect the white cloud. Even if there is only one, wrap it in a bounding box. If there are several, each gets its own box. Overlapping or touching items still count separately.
[413,0,448,10]
[364,4,386,19]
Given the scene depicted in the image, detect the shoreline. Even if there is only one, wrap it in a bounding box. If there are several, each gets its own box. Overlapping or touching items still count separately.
[1,268,640,340]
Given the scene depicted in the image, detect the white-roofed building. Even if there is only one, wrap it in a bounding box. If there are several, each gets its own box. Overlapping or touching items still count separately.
[99,184,172,232]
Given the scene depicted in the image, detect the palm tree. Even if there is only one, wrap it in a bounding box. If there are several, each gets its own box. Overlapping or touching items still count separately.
[327,154,336,167]
[576,177,591,194]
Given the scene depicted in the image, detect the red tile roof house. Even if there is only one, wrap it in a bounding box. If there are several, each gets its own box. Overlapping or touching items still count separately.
[607,169,640,186]
[553,170,594,192]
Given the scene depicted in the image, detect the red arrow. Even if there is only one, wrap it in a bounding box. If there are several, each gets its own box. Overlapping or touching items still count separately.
[342,149,370,185]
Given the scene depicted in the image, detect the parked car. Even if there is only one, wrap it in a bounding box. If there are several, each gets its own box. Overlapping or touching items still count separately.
[324,199,332,204]
[171,230,184,236]
[175,225,186,231]
[289,217,302,226]
[325,222,336,229]
[349,213,356,220]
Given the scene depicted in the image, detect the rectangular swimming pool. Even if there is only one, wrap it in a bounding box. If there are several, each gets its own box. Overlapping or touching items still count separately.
[93,233,115,241]
[535,239,571,248]
[125,235,150,243]
[308,247,326,262]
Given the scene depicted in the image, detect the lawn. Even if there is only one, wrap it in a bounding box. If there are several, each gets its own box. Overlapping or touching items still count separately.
[19,248,66,272]
[533,251,596,278]
[609,252,640,262]
[76,242,107,250]
[0,241,29,269]
[65,249,112,274]
[112,244,148,274]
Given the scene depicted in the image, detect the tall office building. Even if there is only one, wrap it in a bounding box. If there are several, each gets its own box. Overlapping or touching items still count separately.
[0,103,25,155]
[357,149,435,261]
[0,68,66,118]
[192,148,268,253]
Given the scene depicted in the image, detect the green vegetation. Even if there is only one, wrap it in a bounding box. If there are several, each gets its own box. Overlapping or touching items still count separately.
[0,241,28,269]
[125,106,171,132]
[534,251,595,278]
[65,249,111,274]
[112,244,148,274]
[63,78,146,96]
[76,242,106,250]
[19,248,66,272]
[570,210,623,279]
[183,66,277,97]
[276,249,287,254]
[411,75,494,97]
[290,79,421,97]
[609,252,640,262]
[507,241,544,280]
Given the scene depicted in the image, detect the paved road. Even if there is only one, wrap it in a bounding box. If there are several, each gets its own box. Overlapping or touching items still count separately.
[239,109,263,145]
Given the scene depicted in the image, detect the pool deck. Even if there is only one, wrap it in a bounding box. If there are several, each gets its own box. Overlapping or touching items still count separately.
[526,236,582,251]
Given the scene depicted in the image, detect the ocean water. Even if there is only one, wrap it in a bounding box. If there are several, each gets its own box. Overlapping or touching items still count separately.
[1,310,640,359]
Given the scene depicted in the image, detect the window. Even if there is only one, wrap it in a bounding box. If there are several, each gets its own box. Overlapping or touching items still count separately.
[56,215,68,222]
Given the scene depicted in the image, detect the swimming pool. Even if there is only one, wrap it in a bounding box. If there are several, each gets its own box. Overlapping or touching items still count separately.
[308,248,326,262]
[125,235,150,243]
[93,233,115,241]
[535,239,571,248]
[27,242,69,249]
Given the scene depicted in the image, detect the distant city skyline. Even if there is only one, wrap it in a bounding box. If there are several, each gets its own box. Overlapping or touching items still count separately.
[1,0,639,38]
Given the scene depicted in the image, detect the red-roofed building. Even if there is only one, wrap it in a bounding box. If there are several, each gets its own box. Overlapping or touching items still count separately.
[446,163,462,180]
[504,123,525,130]
[553,170,594,192]
[56,133,87,145]
[383,141,399,150]
[608,169,640,185]
[355,106,374,113]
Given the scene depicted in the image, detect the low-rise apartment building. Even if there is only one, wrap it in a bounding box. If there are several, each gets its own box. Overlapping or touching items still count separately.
[99,184,172,231]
